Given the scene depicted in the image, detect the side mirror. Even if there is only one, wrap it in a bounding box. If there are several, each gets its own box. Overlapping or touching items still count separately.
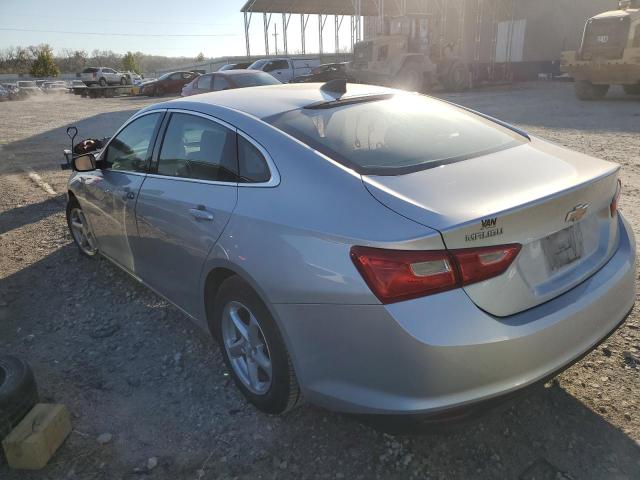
[73,153,97,172]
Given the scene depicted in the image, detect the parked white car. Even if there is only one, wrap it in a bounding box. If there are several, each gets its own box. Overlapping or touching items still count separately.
[248,58,321,83]
[81,67,128,87]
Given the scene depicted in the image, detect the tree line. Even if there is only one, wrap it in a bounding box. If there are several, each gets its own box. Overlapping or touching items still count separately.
[0,44,208,76]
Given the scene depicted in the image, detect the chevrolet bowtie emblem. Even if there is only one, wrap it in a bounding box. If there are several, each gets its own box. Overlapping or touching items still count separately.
[565,204,589,223]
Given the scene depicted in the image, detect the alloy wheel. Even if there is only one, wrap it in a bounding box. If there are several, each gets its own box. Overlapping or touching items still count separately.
[221,301,273,395]
[69,207,98,256]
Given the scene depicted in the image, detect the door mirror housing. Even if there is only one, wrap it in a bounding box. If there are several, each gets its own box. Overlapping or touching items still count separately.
[73,153,97,172]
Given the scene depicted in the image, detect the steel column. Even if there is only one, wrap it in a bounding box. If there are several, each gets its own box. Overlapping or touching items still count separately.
[244,11,252,57]
[263,13,272,56]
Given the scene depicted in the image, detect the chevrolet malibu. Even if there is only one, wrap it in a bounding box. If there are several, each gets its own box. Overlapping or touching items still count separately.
[65,82,635,417]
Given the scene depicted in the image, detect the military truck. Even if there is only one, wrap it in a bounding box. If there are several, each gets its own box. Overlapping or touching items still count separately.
[561,0,640,100]
[347,15,469,92]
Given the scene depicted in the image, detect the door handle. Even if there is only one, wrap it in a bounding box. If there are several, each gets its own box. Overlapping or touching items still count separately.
[189,208,214,221]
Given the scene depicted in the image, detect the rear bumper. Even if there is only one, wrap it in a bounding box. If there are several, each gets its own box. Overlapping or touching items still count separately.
[274,214,636,415]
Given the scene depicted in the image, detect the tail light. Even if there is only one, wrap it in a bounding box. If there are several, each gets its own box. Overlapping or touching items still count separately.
[351,244,521,304]
[610,179,622,217]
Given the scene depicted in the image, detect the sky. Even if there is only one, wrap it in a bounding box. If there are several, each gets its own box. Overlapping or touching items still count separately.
[0,0,354,58]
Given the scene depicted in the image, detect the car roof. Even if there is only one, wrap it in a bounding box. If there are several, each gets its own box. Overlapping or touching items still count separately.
[214,69,267,76]
[153,82,395,119]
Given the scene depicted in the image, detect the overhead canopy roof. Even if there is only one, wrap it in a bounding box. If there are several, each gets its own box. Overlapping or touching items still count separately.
[241,0,430,16]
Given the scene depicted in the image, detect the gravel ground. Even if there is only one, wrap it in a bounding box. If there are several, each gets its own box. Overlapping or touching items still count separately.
[0,84,639,479]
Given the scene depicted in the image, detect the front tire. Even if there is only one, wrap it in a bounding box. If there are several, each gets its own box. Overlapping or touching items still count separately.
[396,62,424,92]
[155,86,164,97]
[212,276,301,414]
[120,77,127,85]
[98,77,107,87]
[574,80,609,100]
[66,199,98,257]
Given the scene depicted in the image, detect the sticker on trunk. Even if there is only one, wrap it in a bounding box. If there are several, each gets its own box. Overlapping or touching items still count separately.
[465,217,503,242]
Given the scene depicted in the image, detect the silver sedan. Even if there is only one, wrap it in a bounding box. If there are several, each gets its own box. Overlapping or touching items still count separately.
[66,82,635,417]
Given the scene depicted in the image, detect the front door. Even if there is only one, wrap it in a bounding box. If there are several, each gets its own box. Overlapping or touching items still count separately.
[134,111,238,315]
[81,111,163,272]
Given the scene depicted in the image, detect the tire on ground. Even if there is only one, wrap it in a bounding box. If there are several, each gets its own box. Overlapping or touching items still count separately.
[98,77,107,87]
[0,355,39,441]
[212,276,301,415]
[120,77,127,85]
[574,80,609,100]
[623,84,640,95]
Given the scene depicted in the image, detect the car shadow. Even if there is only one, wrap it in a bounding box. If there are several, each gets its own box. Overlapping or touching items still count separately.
[0,107,145,176]
[0,195,65,236]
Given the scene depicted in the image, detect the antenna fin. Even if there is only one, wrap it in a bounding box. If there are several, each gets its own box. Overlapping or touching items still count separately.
[320,79,347,99]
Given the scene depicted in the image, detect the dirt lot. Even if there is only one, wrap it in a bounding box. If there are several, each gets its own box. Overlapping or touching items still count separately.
[0,84,639,479]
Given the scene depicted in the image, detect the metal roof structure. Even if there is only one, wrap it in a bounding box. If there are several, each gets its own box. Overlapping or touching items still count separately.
[241,0,422,17]
[239,1,470,58]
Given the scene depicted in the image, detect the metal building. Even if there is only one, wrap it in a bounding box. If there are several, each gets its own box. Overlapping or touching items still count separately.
[241,0,616,81]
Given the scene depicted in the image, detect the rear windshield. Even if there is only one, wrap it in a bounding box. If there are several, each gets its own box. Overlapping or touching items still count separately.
[264,94,527,175]
[82,67,98,73]
[231,72,281,87]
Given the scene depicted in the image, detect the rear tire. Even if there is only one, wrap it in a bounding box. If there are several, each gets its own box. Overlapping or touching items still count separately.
[574,80,609,100]
[212,276,301,415]
[0,356,39,441]
[623,84,640,95]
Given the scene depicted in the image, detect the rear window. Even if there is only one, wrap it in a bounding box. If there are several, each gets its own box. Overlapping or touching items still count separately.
[82,68,98,73]
[231,72,281,87]
[264,94,527,175]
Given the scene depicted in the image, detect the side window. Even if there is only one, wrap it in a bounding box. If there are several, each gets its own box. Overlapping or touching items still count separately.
[272,60,288,70]
[197,75,212,90]
[157,113,238,182]
[170,73,182,80]
[183,72,194,79]
[104,113,161,172]
[212,75,231,91]
[238,136,271,183]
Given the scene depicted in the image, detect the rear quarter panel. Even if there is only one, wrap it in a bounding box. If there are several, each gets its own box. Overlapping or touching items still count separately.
[187,104,444,321]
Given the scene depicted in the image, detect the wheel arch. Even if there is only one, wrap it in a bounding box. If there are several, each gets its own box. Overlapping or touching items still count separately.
[202,260,276,338]
[201,259,304,386]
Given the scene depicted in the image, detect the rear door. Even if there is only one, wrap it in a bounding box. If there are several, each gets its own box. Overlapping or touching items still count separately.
[195,74,212,93]
[212,74,232,91]
[265,60,291,82]
[80,111,164,271]
[134,110,238,315]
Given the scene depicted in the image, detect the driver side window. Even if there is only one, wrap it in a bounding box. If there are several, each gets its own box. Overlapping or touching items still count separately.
[104,113,161,172]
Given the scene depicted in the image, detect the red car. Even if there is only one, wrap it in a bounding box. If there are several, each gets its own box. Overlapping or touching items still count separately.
[140,71,199,97]
[181,70,280,97]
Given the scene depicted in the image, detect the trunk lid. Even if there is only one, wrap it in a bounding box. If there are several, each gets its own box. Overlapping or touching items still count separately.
[363,138,621,316]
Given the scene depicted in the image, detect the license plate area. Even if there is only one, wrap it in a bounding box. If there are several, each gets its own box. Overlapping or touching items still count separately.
[541,224,584,272]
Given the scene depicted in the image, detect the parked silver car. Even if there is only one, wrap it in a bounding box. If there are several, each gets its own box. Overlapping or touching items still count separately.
[65,82,635,417]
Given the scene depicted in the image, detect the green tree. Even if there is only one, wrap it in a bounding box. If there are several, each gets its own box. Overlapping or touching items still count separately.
[30,45,59,77]
[195,52,205,62]
[122,51,140,73]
